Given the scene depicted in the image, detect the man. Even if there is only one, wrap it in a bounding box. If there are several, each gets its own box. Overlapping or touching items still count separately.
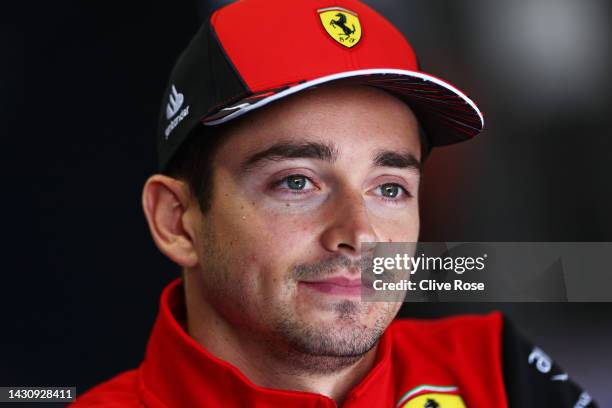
[73,0,596,406]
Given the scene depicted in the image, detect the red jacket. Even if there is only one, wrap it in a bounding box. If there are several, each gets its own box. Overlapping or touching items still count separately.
[72,279,595,407]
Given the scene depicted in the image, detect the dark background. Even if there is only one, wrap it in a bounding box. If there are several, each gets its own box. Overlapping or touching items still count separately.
[8,0,612,405]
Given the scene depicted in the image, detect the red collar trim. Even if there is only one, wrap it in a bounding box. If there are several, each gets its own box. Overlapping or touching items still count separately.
[139,279,394,407]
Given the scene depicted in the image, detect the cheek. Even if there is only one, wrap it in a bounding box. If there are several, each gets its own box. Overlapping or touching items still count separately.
[214,199,318,259]
[205,191,320,290]
[372,204,420,242]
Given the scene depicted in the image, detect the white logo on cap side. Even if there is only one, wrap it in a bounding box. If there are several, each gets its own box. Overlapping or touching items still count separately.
[164,84,190,140]
[166,85,184,119]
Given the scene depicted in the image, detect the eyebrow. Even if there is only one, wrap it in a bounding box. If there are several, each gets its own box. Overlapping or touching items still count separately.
[241,142,339,173]
[240,141,421,175]
[373,150,422,174]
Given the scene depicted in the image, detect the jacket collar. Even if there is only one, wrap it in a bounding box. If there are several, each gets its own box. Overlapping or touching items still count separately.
[138,279,395,407]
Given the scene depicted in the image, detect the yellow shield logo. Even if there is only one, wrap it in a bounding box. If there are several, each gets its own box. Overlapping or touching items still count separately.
[397,386,467,408]
[400,393,467,408]
[318,7,362,48]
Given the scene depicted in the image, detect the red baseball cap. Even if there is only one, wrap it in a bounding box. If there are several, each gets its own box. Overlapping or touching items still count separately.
[158,0,484,170]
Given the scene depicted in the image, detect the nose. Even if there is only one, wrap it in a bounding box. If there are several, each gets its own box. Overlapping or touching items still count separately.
[319,190,377,257]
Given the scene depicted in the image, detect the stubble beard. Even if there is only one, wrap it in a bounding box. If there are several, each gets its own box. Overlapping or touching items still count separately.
[271,298,394,374]
[200,221,397,375]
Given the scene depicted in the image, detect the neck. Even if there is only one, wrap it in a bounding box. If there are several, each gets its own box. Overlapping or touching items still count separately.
[183,275,378,404]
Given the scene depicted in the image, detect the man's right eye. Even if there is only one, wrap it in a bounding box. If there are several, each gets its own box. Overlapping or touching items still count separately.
[272,174,317,193]
[284,175,308,190]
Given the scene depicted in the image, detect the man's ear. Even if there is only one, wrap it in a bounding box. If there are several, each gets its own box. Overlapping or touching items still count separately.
[142,174,200,267]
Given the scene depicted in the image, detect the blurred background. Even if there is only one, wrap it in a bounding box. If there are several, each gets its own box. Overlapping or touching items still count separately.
[6,0,612,405]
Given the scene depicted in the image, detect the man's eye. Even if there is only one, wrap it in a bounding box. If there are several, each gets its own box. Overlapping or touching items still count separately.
[279,175,312,190]
[376,183,409,199]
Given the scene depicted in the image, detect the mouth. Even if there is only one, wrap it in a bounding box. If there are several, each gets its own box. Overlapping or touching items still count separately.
[299,276,374,297]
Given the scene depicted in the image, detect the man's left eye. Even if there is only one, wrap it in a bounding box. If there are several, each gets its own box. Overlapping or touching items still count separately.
[376,183,409,199]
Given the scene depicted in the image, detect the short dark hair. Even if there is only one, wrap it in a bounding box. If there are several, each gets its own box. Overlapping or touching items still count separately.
[164,118,430,214]
[163,124,228,214]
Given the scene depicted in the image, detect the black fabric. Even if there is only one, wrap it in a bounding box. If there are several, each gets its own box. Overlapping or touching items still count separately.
[502,316,597,407]
[157,16,249,172]
[208,24,249,113]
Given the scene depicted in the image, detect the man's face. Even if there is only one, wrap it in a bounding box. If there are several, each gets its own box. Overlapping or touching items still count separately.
[190,84,421,370]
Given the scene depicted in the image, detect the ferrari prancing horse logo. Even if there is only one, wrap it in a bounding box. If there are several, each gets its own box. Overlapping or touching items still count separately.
[318,7,362,48]
[396,385,467,408]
